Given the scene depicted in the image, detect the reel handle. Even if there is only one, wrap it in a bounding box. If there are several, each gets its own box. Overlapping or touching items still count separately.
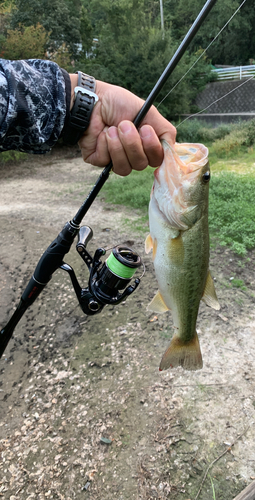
[76,226,93,252]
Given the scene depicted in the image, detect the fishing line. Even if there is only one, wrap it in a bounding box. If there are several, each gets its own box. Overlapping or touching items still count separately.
[157,0,248,110]
[176,74,254,127]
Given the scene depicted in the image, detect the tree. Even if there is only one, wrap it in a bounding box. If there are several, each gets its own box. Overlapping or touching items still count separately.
[79,6,93,56]
[10,0,81,57]
[163,0,255,65]
[2,23,49,59]
[76,0,210,119]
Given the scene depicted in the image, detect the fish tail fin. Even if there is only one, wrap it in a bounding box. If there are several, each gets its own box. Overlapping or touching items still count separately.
[159,332,203,372]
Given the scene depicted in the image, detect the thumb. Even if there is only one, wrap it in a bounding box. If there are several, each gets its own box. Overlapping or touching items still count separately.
[143,105,177,146]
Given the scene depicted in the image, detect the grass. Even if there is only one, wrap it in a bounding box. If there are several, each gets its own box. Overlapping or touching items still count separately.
[102,167,153,212]
[102,119,255,256]
[0,150,28,164]
[208,473,217,500]
[209,171,255,255]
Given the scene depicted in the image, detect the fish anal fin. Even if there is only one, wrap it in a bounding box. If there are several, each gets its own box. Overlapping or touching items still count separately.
[147,290,169,314]
[159,332,203,371]
[202,271,220,310]
[145,234,153,254]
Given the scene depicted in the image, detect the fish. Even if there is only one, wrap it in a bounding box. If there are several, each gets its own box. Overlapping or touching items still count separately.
[145,140,220,371]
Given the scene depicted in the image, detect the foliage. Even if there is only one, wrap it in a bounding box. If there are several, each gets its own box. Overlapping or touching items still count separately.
[48,43,73,71]
[76,0,210,119]
[1,23,49,59]
[10,0,81,57]
[163,0,255,66]
[175,118,233,144]
[210,119,255,157]
[79,6,93,56]
[175,119,255,157]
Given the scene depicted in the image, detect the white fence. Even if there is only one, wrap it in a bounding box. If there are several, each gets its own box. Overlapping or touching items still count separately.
[211,65,255,81]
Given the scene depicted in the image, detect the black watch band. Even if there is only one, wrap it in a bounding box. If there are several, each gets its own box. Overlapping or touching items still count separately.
[62,71,98,146]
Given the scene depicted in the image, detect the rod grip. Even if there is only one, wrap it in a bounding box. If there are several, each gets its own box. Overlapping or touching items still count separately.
[32,221,78,284]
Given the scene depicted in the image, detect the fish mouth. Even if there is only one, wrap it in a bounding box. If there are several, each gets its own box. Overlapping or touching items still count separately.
[152,141,209,230]
[155,140,208,187]
[174,142,208,174]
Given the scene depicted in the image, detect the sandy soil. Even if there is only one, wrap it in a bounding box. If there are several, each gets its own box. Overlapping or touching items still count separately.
[0,147,255,500]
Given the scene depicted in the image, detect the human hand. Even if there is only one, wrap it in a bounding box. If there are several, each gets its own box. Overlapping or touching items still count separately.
[75,78,176,176]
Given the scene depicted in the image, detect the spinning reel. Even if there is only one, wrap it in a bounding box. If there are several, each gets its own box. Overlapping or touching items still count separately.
[0,220,143,358]
[61,225,143,316]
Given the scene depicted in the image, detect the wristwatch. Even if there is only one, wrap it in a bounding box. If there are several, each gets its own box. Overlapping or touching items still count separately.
[62,71,98,145]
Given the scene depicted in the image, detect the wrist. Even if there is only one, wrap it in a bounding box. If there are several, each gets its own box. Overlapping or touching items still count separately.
[69,73,79,110]
[62,71,98,146]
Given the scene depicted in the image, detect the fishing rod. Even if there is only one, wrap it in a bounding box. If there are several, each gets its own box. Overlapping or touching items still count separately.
[0,0,218,358]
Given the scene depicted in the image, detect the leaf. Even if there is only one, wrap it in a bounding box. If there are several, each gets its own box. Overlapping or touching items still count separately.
[100,437,112,445]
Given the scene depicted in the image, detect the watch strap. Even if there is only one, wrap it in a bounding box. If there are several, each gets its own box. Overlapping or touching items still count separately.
[62,71,98,146]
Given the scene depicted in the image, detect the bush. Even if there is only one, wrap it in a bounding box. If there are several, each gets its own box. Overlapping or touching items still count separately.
[175,119,232,144]
[210,119,255,157]
[2,23,49,60]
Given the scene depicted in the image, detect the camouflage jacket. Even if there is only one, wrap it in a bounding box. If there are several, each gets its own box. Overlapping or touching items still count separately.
[0,59,70,154]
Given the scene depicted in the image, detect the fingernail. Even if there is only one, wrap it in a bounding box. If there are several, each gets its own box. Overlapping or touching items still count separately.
[139,125,152,139]
[119,121,132,135]
[107,126,118,139]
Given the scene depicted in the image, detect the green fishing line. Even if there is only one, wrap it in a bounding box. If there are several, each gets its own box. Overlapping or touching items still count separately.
[106,252,136,279]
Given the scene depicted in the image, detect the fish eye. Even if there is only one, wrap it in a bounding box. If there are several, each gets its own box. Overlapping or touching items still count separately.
[202,171,210,183]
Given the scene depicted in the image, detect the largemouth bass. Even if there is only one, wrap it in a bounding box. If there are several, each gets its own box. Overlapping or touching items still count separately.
[145,141,220,371]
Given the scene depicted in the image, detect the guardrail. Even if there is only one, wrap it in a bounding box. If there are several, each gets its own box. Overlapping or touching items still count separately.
[211,65,255,81]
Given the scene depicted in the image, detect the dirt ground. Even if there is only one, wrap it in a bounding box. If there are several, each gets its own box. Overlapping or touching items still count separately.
[1,147,255,500]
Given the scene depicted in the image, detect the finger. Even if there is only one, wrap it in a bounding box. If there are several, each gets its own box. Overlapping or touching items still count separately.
[144,105,177,145]
[79,127,110,167]
[139,125,164,167]
[106,126,132,176]
[118,121,149,172]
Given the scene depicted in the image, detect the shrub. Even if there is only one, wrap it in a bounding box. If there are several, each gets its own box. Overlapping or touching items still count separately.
[175,119,232,144]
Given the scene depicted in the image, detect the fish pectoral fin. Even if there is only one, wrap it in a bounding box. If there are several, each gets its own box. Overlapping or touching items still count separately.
[202,271,220,310]
[145,234,153,254]
[159,332,203,372]
[147,291,169,313]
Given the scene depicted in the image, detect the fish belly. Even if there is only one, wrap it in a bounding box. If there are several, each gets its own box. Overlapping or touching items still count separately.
[149,199,209,370]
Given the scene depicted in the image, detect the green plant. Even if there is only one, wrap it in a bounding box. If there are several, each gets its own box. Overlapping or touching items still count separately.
[2,23,49,60]
[231,279,247,290]
[175,119,232,144]
[0,150,27,164]
[209,473,216,500]
[209,172,255,255]
[101,167,154,212]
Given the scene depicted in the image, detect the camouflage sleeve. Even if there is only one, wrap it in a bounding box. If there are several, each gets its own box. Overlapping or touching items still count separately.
[0,59,69,154]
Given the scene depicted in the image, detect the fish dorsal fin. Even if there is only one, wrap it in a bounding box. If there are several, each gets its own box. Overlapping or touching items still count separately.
[145,234,153,254]
[147,290,170,313]
[202,271,220,310]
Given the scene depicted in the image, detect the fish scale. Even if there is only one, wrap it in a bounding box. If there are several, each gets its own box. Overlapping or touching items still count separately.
[145,141,220,371]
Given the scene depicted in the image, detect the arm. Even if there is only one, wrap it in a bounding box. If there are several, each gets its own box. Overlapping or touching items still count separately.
[0,59,67,154]
[0,60,176,174]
